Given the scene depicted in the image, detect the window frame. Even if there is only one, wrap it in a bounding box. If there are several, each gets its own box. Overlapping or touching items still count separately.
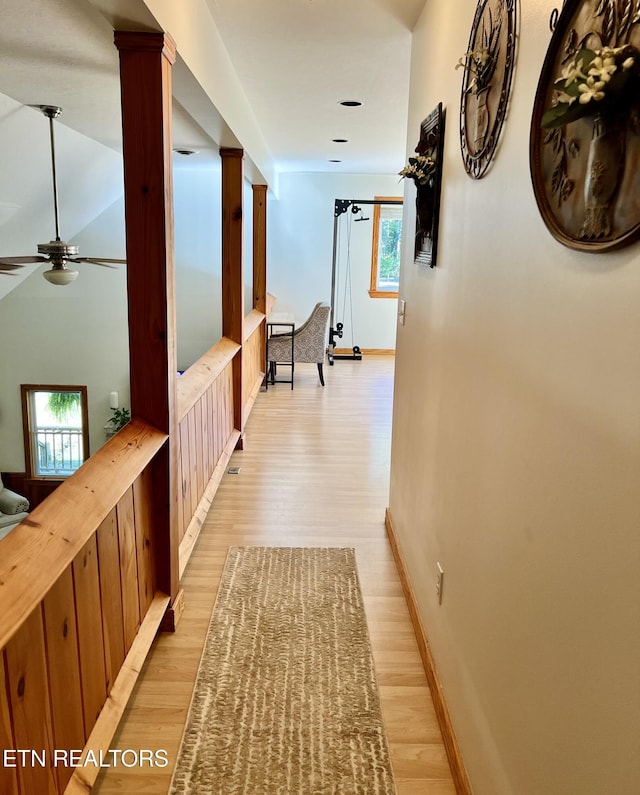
[369,196,403,299]
[20,384,90,480]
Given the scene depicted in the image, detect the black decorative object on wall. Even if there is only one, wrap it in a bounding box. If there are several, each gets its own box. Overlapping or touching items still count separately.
[530,0,640,252]
[459,0,518,179]
[399,103,446,268]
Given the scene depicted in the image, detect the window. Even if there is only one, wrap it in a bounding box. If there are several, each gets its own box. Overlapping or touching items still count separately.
[369,197,403,298]
[21,385,89,478]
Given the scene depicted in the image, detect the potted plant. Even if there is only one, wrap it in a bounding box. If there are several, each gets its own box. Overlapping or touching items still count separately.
[105,407,131,440]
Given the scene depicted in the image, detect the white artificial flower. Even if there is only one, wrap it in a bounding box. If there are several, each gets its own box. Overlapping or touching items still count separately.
[589,55,617,82]
[578,77,606,104]
[557,91,577,106]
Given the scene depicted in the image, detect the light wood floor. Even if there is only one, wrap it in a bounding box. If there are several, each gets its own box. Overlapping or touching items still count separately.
[95,356,455,794]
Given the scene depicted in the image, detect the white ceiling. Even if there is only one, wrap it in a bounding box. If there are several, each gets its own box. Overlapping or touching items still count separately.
[206,0,425,173]
[0,0,425,176]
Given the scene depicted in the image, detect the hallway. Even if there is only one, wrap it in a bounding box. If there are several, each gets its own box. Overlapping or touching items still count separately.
[95,356,455,794]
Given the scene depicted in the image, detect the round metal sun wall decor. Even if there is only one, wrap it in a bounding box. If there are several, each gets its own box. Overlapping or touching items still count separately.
[530,0,640,252]
[459,0,518,179]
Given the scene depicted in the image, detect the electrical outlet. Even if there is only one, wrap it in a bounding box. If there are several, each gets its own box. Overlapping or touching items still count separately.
[436,562,444,605]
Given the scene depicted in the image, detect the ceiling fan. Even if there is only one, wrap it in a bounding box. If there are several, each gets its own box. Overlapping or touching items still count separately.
[0,105,125,285]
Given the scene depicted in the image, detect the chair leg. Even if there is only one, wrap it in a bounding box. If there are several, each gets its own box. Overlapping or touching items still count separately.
[317,363,325,386]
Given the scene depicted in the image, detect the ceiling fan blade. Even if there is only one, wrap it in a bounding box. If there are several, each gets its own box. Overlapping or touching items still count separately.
[71,257,126,268]
[0,256,48,265]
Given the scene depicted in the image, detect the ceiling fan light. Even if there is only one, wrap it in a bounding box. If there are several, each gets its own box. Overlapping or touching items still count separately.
[43,267,79,285]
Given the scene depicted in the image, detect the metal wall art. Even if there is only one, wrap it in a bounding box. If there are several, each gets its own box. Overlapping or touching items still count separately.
[530,0,640,252]
[459,0,518,178]
[399,104,446,268]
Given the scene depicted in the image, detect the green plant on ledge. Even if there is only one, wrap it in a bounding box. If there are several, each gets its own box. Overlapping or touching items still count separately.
[107,407,131,433]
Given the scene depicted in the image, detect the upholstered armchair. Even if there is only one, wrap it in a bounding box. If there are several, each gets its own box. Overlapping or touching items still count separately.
[0,475,29,541]
[267,302,331,387]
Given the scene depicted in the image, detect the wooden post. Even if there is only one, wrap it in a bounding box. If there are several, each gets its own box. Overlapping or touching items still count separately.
[253,184,268,386]
[252,185,267,314]
[114,31,180,611]
[220,148,244,440]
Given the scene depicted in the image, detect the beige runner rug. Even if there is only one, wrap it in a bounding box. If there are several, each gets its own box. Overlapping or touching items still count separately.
[170,546,396,794]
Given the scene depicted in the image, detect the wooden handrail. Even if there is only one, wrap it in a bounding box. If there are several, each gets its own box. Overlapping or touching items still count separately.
[266,292,277,317]
[176,337,240,422]
[0,419,167,650]
[243,309,265,342]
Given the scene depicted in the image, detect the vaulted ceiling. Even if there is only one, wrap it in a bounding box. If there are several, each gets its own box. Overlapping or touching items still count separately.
[0,0,425,176]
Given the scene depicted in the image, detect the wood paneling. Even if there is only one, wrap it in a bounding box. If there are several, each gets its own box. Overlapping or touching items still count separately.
[0,654,19,795]
[176,361,236,573]
[65,593,170,795]
[243,308,263,341]
[0,419,166,651]
[242,323,264,426]
[179,420,192,543]
[194,397,205,500]
[133,469,155,616]
[116,488,141,652]
[178,429,241,577]
[0,453,168,795]
[4,608,57,795]
[96,509,125,693]
[176,338,239,419]
[42,567,86,791]
[73,536,108,733]
[201,389,211,484]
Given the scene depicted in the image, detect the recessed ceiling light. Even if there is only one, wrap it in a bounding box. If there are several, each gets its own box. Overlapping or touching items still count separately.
[339,100,362,107]
[173,148,198,156]
[328,159,342,163]
[332,138,348,143]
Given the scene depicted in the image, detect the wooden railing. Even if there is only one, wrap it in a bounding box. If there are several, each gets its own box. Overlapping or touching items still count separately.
[243,310,266,426]
[176,337,239,575]
[0,420,170,795]
[0,318,267,794]
[175,320,266,576]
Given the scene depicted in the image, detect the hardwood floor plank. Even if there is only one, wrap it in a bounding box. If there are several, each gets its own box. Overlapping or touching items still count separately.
[94,357,455,793]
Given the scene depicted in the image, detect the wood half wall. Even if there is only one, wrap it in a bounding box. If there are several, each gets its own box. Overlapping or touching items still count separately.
[0,27,269,793]
[0,422,169,794]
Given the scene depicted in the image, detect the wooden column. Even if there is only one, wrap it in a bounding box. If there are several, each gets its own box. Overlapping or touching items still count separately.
[252,184,267,314]
[115,31,180,609]
[220,148,244,439]
[253,184,268,382]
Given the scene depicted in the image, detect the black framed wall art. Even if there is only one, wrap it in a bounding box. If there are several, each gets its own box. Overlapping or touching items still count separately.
[399,103,446,268]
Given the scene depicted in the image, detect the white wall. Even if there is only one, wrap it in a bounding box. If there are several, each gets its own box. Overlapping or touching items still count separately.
[0,240,129,471]
[389,2,640,794]
[0,98,128,470]
[0,94,125,300]
[268,172,401,349]
[174,162,223,370]
[0,119,252,469]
